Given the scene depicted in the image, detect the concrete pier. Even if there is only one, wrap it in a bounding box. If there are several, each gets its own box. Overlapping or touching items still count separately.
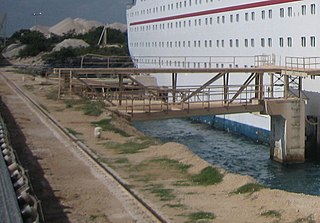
[265,99,306,164]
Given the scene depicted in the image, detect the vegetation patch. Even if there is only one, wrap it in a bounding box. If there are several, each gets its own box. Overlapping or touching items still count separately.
[114,158,129,164]
[187,211,216,222]
[147,184,176,201]
[78,100,105,116]
[104,140,154,154]
[91,119,131,137]
[233,183,265,194]
[66,127,82,136]
[46,88,59,100]
[23,84,35,91]
[164,203,186,209]
[150,158,191,173]
[261,210,281,218]
[191,166,223,186]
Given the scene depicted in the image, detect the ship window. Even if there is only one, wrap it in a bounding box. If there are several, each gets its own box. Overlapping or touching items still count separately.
[280,8,285,17]
[235,39,239,47]
[184,1,187,7]
[288,7,293,17]
[302,5,307,15]
[245,39,249,47]
[217,40,220,47]
[198,40,201,47]
[251,38,255,47]
[205,18,208,25]
[268,9,272,19]
[261,10,266,20]
[222,16,225,23]
[205,40,208,47]
[261,38,265,47]
[229,39,233,47]
[230,15,233,23]
[210,17,213,24]
[268,38,272,47]
[279,38,284,47]
[199,19,202,26]
[217,16,220,24]
[236,14,240,22]
[301,37,306,47]
[251,12,255,20]
[311,36,316,47]
[188,41,191,47]
[194,41,197,47]
[209,40,212,47]
[245,13,249,21]
[221,40,224,47]
[287,37,292,47]
[194,19,197,26]
[311,4,316,15]
[189,0,192,6]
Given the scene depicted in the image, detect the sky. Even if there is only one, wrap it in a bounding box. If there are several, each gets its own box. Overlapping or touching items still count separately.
[0,0,131,36]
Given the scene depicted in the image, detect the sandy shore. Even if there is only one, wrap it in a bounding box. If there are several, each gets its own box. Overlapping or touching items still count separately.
[1,67,320,223]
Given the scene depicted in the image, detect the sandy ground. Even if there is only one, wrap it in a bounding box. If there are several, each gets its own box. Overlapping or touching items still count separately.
[1,67,320,223]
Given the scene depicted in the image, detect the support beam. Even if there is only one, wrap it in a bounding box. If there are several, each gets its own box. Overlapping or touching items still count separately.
[265,99,305,164]
[181,72,225,103]
[229,73,257,103]
[119,74,124,105]
[223,73,229,104]
[172,73,177,103]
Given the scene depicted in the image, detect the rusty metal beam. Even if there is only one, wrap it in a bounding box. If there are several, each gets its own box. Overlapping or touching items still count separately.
[181,72,225,103]
[229,73,257,104]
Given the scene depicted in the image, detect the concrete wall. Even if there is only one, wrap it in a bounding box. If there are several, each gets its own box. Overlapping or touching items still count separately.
[265,99,305,163]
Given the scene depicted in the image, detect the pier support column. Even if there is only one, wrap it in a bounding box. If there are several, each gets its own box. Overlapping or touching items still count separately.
[265,99,305,164]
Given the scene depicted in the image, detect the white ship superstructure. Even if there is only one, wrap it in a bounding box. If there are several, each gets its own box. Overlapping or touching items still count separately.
[126,0,320,139]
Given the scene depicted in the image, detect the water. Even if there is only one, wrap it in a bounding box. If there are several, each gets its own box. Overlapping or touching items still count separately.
[134,118,320,195]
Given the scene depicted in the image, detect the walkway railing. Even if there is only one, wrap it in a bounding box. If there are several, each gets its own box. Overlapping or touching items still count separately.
[285,57,320,70]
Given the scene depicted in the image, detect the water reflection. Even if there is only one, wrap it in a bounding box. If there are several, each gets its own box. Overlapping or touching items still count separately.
[134,118,320,195]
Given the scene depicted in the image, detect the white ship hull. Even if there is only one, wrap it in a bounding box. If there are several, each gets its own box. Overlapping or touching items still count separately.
[126,0,320,140]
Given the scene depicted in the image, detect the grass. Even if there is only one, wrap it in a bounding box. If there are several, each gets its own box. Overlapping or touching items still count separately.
[150,158,191,173]
[233,183,265,194]
[91,119,131,137]
[104,140,153,154]
[64,99,105,116]
[46,88,59,100]
[187,211,216,222]
[66,127,82,136]
[164,203,186,209]
[24,84,35,91]
[78,100,105,116]
[114,158,129,164]
[191,166,223,186]
[261,210,281,218]
[104,136,159,154]
[147,184,176,201]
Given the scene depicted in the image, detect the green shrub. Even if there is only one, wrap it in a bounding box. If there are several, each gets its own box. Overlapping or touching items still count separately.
[192,166,223,186]
[234,183,265,194]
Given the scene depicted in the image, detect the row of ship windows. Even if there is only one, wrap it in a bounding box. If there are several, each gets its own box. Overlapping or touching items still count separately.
[130,36,317,48]
[129,2,316,18]
[132,0,216,17]
[129,5,316,33]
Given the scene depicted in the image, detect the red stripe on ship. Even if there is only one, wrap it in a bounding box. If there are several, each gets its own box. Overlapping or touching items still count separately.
[130,0,302,26]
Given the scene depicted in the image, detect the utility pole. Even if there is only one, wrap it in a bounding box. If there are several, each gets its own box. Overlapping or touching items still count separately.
[98,26,108,47]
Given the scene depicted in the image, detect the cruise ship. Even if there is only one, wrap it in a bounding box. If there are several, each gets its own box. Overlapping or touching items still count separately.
[126,0,320,143]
